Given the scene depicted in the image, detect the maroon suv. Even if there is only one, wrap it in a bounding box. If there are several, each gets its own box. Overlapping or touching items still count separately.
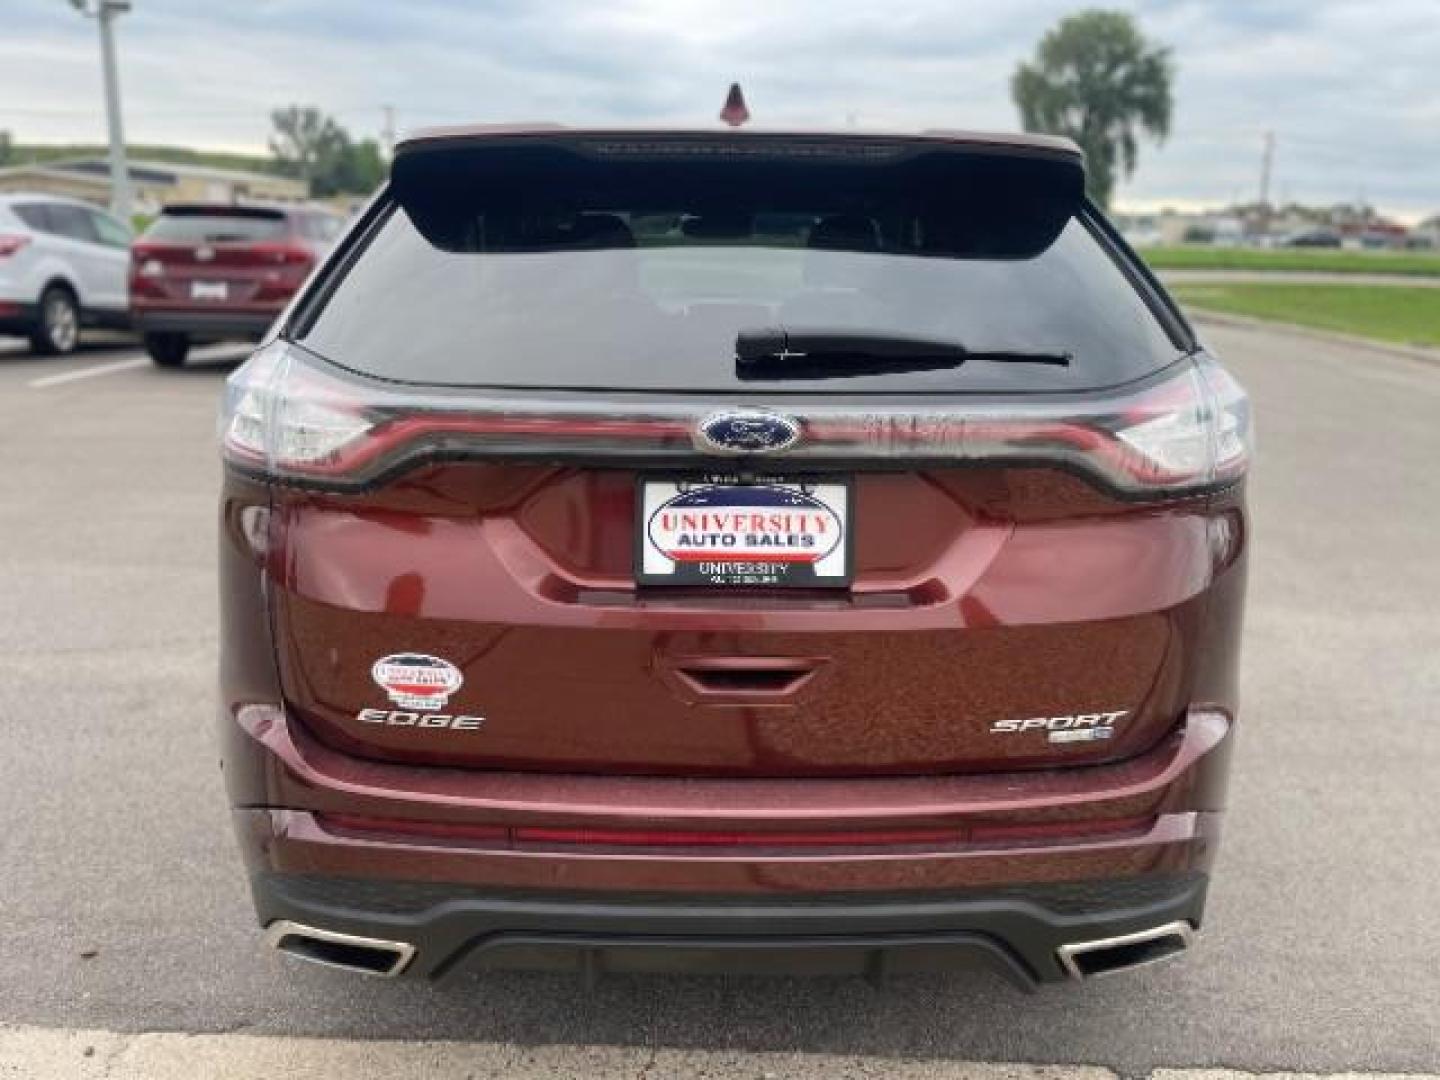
[218,126,1250,988]
[131,203,342,367]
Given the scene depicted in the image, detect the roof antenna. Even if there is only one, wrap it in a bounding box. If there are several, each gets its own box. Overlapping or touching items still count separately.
[719,83,751,127]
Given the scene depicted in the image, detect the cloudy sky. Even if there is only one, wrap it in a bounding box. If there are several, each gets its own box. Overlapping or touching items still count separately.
[4,0,1437,218]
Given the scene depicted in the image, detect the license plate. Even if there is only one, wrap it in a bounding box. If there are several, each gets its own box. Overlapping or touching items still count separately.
[190,280,228,301]
[636,475,852,589]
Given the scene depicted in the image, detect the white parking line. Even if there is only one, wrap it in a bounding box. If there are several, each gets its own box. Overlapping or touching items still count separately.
[26,344,248,390]
[26,356,150,389]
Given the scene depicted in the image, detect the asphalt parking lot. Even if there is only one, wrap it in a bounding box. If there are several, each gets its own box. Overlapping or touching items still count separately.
[0,321,1436,1077]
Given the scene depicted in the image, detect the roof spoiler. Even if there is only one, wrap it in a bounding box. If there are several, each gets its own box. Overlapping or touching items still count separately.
[394,124,1082,159]
[390,129,1086,259]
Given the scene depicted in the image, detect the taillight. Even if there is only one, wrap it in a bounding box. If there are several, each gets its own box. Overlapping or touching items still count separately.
[222,340,1252,498]
[221,344,373,471]
[129,243,168,280]
[253,242,313,268]
[0,234,31,257]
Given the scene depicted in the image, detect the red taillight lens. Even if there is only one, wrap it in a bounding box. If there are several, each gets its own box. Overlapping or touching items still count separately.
[252,242,314,268]
[222,341,1251,498]
[0,234,31,257]
[130,244,165,282]
[221,344,372,472]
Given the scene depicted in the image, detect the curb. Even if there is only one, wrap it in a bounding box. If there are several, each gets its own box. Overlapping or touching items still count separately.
[1186,309,1440,368]
[2,1025,1436,1080]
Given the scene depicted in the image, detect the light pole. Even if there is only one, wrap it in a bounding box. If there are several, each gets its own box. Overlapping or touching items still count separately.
[69,0,133,223]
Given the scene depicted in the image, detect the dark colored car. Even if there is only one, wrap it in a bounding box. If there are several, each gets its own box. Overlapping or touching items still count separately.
[1277,228,1342,249]
[130,203,342,367]
[218,126,1251,988]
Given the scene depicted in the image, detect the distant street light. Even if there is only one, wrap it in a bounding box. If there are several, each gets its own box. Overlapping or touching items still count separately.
[68,0,133,222]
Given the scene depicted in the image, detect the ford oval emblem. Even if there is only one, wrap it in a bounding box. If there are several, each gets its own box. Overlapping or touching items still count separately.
[695,411,802,455]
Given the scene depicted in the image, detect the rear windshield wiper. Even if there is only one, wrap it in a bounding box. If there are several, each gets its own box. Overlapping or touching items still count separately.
[735,328,1070,380]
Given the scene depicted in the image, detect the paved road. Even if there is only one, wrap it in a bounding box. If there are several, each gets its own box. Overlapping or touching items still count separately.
[0,322,1436,1076]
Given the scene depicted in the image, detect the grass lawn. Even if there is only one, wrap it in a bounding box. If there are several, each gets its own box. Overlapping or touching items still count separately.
[1143,245,1440,278]
[1172,283,1440,347]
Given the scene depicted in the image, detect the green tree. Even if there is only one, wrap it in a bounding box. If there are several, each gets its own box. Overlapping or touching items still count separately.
[268,108,386,197]
[1011,10,1174,207]
[0,129,12,166]
[268,105,349,192]
[328,138,386,197]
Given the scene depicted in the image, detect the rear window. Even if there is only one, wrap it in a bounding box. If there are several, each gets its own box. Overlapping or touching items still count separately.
[298,137,1182,394]
[40,203,99,243]
[144,208,288,244]
[11,203,52,232]
[298,213,343,242]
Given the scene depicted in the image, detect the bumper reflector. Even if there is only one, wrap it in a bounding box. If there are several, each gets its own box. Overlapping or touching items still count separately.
[318,813,1154,851]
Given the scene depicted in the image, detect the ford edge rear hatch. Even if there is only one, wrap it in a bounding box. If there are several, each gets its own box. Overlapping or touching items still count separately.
[225,129,1246,777]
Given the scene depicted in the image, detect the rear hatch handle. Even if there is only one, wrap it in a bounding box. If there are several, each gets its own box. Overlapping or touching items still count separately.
[656,655,831,706]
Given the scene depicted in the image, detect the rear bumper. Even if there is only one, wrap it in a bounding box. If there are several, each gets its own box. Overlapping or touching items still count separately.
[131,307,277,339]
[0,300,39,333]
[249,867,1210,987]
[225,702,1230,984]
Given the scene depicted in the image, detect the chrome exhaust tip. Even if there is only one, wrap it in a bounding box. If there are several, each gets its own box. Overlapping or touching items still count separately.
[264,920,416,978]
[1056,920,1194,980]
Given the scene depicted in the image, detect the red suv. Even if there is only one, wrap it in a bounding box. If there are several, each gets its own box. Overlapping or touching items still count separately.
[131,203,341,367]
[218,127,1250,988]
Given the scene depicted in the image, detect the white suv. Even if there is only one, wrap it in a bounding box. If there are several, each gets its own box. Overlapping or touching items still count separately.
[0,193,133,355]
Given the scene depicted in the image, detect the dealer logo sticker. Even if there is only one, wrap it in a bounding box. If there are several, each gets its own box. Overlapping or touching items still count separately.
[371,653,463,710]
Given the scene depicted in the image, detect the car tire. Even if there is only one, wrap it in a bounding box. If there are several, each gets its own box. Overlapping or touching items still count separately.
[144,332,190,368]
[30,286,81,356]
